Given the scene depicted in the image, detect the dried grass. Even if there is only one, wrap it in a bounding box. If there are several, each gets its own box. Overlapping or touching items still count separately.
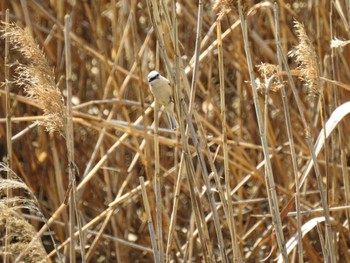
[1,22,66,134]
[289,20,321,95]
[0,164,47,262]
[0,1,350,262]
[0,203,47,263]
[213,0,236,20]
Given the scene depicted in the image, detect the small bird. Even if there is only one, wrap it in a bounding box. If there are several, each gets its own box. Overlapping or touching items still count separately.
[147,70,178,130]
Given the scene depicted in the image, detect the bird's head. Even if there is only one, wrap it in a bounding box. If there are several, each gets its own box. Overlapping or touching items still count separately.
[148,70,160,84]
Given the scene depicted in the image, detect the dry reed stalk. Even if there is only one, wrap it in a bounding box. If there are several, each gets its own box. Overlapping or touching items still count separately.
[43,105,157,257]
[139,176,160,263]
[149,19,163,261]
[153,99,164,263]
[147,0,214,261]
[165,150,185,262]
[183,10,229,263]
[48,179,153,259]
[24,212,154,254]
[274,5,303,262]
[188,0,203,115]
[64,14,85,263]
[175,5,229,263]
[330,3,350,242]
[184,103,219,260]
[0,89,40,108]
[216,19,241,261]
[2,0,350,261]
[340,147,350,235]
[20,0,32,37]
[84,208,112,262]
[171,12,216,261]
[165,0,205,258]
[275,16,336,263]
[76,108,155,187]
[79,15,132,180]
[80,26,153,189]
[4,10,12,263]
[173,1,232,261]
[172,2,269,260]
[238,2,288,261]
[50,133,69,234]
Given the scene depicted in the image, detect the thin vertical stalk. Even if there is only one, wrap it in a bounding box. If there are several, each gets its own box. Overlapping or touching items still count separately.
[181,142,213,263]
[172,2,226,261]
[153,100,164,263]
[81,16,131,182]
[188,0,203,115]
[170,1,213,260]
[146,0,212,260]
[165,0,203,258]
[340,144,350,237]
[187,213,195,261]
[181,99,226,263]
[216,19,241,262]
[328,2,340,260]
[147,0,231,261]
[165,152,185,262]
[237,2,288,261]
[140,176,160,263]
[4,8,11,186]
[274,12,335,263]
[330,0,350,242]
[64,15,86,263]
[20,0,33,36]
[4,9,12,263]
[84,209,114,262]
[64,14,75,263]
[316,223,328,263]
[274,4,303,262]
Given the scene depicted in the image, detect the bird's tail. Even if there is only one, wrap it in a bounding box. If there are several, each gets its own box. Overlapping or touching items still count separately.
[164,103,178,130]
[166,110,178,130]
[167,112,178,130]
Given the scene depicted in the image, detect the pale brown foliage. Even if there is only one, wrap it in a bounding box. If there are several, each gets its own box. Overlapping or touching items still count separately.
[1,22,66,134]
[213,0,236,20]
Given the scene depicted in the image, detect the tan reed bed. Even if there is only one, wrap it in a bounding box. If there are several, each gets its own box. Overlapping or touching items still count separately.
[1,0,350,262]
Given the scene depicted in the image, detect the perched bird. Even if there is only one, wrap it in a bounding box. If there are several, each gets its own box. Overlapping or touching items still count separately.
[147,70,178,130]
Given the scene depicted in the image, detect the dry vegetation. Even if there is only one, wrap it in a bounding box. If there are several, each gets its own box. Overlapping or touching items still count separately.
[1,0,350,262]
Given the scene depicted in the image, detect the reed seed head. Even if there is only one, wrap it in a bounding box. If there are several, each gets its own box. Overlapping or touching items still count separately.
[289,20,321,95]
[1,22,66,134]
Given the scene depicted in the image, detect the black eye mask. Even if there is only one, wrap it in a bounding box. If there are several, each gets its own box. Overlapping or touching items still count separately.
[149,74,160,82]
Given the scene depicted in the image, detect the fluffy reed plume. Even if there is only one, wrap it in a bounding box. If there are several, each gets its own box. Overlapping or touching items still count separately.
[289,20,321,95]
[213,0,236,19]
[1,22,66,134]
[0,203,47,263]
[0,164,47,262]
[331,37,350,49]
[1,204,46,262]
[255,63,283,93]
